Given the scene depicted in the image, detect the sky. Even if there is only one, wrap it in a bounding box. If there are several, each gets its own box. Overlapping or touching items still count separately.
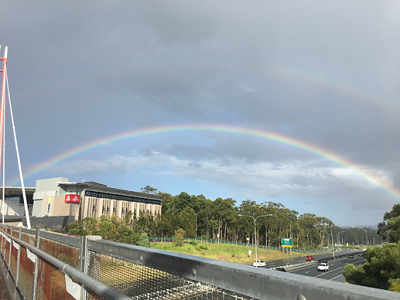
[0,1,399,227]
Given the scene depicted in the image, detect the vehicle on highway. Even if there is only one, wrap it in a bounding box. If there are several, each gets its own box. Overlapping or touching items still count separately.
[348,255,354,258]
[318,259,328,264]
[274,267,286,272]
[253,261,266,267]
[317,262,329,272]
[306,256,314,261]
[358,252,363,257]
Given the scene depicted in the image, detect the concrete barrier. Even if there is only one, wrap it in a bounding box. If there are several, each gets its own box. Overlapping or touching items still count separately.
[271,260,317,272]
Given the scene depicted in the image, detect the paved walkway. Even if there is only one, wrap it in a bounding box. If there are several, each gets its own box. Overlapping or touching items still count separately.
[0,261,12,300]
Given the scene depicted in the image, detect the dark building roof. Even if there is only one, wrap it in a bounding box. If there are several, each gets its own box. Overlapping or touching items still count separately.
[0,187,35,199]
[56,181,162,202]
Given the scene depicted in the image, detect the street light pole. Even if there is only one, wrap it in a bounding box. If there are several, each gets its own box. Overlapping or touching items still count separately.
[239,214,271,266]
[353,227,368,247]
[362,229,368,246]
[315,222,335,258]
[330,225,334,258]
[337,231,345,246]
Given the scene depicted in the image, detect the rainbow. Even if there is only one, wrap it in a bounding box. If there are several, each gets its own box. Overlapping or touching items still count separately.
[273,67,400,118]
[10,124,400,201]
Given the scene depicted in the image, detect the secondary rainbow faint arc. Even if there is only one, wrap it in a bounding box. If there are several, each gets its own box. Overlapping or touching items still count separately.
[12,124,400,202]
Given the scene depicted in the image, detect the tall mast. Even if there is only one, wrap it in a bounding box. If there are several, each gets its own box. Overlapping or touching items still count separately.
[0,46,7,223]
[0,47,31,228]
[7,64,31,229]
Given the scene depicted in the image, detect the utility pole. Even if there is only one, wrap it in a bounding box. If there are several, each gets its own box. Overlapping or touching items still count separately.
[239,214,271,266]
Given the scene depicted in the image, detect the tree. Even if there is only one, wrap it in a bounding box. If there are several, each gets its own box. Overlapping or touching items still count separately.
[137,233,150,247]
[174,228,185,246]
[64,222,84,236]
[141,185,158,194]
[117,224,139,245]
[378,204,400,243]
[97,216,119,241]
[64,217,99,236]
[343,243,400,291]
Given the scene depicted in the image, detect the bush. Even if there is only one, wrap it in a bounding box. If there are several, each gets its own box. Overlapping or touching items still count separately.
[199,244,208,250]
[343,243,400,291]
[174,228,185,247]
[137,233,150,247]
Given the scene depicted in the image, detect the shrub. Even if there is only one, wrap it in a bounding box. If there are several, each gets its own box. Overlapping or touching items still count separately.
[174,228,186,247]
[137,233,150,247]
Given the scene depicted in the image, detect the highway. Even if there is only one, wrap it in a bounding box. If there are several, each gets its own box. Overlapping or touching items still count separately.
[260,248,357,269]
[287,254,366,282]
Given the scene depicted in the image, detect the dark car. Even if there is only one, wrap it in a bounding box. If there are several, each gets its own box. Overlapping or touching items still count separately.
[275,267,286,272]
[319,259,328,264]
[348,255,354,258]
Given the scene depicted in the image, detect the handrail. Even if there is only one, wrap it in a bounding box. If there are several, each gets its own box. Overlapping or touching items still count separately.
[87,238,399,300]
[1,224,399,300]
[1,231,131,300]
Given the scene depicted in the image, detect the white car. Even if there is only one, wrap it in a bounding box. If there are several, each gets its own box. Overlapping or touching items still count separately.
[253,261,266,267]
[317,263,329,272]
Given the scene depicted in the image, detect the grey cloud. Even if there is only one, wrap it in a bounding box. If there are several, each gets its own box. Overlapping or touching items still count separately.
[1,1,399,226]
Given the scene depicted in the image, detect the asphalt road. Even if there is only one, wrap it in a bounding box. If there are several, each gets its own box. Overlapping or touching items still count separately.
[287,255,366,282]
[260,248,358,269]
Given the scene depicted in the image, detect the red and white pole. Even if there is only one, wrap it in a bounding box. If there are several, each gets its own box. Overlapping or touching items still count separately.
[0,47,7,224]
[0,47,7,179]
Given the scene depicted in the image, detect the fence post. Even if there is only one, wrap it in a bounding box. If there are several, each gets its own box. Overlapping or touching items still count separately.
[80,236,102,300]
[79,236,88,300]
[0,225,3,256]
[15,227,21,287]
[0,225,5,260]
[32,228,44,300]
[8,226,12,270]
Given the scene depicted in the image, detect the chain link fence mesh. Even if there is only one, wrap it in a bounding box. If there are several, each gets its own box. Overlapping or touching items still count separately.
[21,230,37,246]
[36,258,77,300]
[88,250,254,300]
[39,237,80,269]
[18,245,35,300]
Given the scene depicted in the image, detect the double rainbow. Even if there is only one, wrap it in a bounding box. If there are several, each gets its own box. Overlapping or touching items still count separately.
[10,124,400,202]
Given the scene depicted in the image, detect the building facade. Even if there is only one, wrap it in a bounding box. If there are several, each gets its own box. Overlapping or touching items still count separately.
[32,177,162,222]
[0,186,35,217]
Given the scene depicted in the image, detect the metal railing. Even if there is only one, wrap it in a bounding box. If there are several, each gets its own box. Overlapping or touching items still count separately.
[0,224,398,300]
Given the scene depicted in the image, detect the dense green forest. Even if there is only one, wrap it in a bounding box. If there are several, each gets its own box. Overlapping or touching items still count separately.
[64,188,381,249]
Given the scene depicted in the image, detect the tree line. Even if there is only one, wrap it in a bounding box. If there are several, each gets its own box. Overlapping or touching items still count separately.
[65,188,380,249]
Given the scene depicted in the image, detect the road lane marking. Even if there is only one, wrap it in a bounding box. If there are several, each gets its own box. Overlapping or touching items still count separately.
[330,274,344,281]
[314,266,343,277]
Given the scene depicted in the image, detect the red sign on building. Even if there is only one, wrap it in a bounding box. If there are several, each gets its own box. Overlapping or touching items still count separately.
[65,194,80,203]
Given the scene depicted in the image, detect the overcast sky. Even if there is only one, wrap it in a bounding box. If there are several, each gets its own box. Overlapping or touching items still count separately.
[1,1,399,227]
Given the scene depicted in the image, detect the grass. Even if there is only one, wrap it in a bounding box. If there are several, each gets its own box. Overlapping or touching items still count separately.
[150,241,304,265]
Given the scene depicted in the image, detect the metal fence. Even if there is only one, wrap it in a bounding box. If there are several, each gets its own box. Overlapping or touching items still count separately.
[149,237,334,253]
[0,224,398,300]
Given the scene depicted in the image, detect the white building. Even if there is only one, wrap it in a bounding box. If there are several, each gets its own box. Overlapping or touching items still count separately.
[31,177,162,221]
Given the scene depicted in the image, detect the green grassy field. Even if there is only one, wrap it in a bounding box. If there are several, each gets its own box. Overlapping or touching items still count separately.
[150,241,304,265]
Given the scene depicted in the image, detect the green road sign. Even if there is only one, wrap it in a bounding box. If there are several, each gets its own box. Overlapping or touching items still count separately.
[281,238,292,248]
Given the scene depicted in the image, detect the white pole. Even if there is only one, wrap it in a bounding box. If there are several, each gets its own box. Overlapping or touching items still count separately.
[1,46,7,224]
[1,76,5,224]
[254,218,257,264]
[6,64,31,229]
